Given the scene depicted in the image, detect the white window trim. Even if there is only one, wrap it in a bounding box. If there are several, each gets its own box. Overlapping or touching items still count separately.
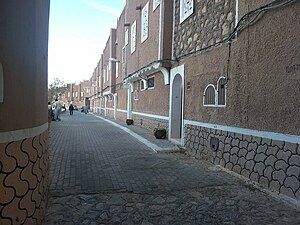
[125,29,129,46]
[153,0,160,11]
[147,76,155,89]
[203,77,227,107]
[203,84,217,107]
[116,62,119,78]
[180,0,194,24]
[217,76,227,107]
[131,21,137,54]
[141,2,149,43]
[140,79,146,91]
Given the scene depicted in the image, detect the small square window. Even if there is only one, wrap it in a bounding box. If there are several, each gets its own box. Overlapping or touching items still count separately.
[180,0,194,23]
[140,80,145,91]
[147,76,155,89]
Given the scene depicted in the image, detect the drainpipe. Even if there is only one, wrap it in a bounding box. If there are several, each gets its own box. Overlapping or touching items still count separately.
[113,93,117,119]
[104,96,107,117]
[124,83,133,119]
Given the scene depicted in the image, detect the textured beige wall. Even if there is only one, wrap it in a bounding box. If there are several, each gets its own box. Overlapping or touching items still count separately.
[132,72,169,116]
[177,1,300,135]
[126,0,161,75]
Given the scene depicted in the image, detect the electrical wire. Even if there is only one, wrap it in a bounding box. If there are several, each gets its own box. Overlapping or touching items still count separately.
[175,0,297,60]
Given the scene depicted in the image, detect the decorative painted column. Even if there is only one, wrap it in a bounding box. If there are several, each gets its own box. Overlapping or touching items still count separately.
[0,1,50,224]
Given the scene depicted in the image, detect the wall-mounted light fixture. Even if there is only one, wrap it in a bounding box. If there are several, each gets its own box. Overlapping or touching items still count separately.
[109,58,121,63]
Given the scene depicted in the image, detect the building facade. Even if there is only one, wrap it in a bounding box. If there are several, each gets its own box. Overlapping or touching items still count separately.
[71,0,300,200]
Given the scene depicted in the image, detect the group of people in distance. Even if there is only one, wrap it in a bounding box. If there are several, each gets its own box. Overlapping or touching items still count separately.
[48,99,89,122]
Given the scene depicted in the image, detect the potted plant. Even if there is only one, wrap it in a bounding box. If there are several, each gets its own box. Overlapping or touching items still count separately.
[126,119,134,125]
[154,128,167,139]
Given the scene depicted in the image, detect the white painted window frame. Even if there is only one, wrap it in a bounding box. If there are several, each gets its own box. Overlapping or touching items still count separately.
[203,76,227,107]
[217,76,227,107]
[141,2,149,43]
[140,79,146,91]
[203,84,217,107]
[131,20,137,54]
[153,0,160,11]
[116,62,119,78]
[125,29,129,46]
[180,0,194,24]
[147,76,155,89]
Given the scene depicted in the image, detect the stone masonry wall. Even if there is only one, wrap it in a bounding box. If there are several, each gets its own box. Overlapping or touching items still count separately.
[184,125,300,200]
[0,131,49,225]
[132,115,169,134]
[173,0,236,58]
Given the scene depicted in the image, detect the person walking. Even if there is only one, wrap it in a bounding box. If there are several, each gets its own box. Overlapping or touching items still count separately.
[69,103,74,115]
[54,98,62,121]
[84,105,88,114]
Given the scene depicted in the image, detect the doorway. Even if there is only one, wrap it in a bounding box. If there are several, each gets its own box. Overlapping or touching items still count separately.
[169,65,184,144]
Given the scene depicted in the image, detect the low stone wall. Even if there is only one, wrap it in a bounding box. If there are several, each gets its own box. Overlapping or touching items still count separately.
[105,109,114,119]
[132,115,169,133]
[116,111,127,123]
[184,124,300,200]
[0,130,49,225]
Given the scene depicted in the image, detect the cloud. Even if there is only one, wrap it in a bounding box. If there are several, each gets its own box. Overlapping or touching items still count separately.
[81,0,122,17]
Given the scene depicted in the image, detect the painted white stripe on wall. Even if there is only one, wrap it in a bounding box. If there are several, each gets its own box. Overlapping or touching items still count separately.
[184,120,300,144]
[92,114,160,152]
[117,109,127,113]
[132,111,169,121]
[106,108,114,111]
[0,122,48,143]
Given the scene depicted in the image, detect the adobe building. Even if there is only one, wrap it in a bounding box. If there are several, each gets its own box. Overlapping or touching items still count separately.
[171,0,300,200]
[83,0,300,201]
[0,1,50,224]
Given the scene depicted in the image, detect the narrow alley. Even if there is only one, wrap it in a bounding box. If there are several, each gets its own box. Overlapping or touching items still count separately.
[43,112,300,225]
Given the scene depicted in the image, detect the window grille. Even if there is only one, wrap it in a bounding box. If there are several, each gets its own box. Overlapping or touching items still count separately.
[131,21,137,54]
[180,0,194,23]
[141,2,149,43]
[147,76,155,89]
[203,84,216,106]
[140,80,145,90]
[217,77,226,106]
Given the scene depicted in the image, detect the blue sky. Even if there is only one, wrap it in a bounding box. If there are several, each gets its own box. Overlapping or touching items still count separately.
[48,0,126,84]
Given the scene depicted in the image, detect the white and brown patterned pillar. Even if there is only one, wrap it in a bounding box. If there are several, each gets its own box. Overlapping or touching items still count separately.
[0,1,50,224]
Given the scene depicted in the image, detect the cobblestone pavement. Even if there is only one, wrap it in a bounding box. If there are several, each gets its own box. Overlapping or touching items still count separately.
[44,112,300,225]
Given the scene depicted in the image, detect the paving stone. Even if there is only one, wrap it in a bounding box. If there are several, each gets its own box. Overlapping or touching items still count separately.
[43,112,300,225]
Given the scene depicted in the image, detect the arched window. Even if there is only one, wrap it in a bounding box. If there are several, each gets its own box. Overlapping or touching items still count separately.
[203,84,216,106]
[217,76,226,106]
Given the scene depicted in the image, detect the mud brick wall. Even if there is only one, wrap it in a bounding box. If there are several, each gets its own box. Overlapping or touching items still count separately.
[132,115,169,133]
[173,0,236,58]
[0,131,49,225]
[184,125,300,200]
